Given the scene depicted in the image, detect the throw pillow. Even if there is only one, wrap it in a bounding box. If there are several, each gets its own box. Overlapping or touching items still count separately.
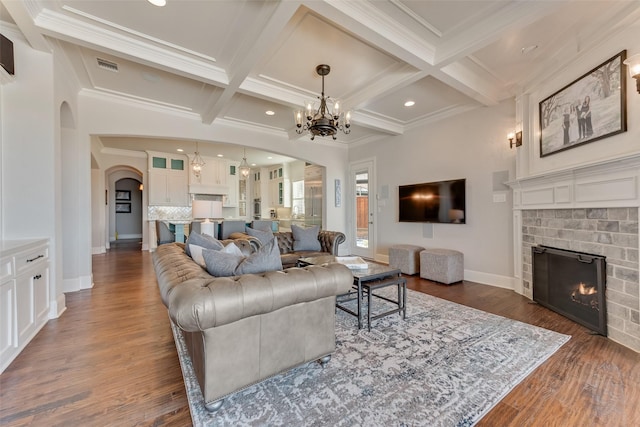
[291,224,321,251]
[221,242,244,257]
[236,237,283,274]
[202,248,244,277]
[185,232,224,257]
[202,237,283,277]
[188,244,208,268]
[245,226,274,245]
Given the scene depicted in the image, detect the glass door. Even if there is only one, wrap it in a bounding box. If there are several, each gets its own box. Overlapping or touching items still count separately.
[350,160,375,259]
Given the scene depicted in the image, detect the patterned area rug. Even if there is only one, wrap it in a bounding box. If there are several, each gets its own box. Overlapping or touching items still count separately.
[170,288,570,426]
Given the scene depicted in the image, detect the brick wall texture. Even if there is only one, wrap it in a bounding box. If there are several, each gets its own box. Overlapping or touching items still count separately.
[522,208,640,352]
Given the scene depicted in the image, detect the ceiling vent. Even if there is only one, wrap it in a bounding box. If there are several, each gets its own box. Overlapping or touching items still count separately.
[96,58,118,72]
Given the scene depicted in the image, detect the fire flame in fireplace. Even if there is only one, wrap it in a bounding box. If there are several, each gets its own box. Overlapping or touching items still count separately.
[571,282,599,310]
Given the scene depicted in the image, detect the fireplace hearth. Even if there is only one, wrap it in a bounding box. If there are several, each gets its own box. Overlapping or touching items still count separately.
[532,246,607,336]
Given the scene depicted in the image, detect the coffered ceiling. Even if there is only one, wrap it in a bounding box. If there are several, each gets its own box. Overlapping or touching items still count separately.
[2,0,639,163]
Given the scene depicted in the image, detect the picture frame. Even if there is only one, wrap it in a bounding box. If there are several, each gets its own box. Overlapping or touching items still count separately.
[539,50,627,157]
[115,203,131,213]
[115,190,131,201]
[335,179,341,207]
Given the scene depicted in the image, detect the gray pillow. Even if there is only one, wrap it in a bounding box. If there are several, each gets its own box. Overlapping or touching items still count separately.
[185,232,224,257]
[236,237,283,274]
[245,226,274,245]
[202,237,283,277]
[202,248,244,277]
[291,224,321,251]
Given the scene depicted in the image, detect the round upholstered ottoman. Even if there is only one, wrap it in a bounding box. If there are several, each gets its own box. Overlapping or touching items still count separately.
[389,244,425,275]
[419,249,464,284]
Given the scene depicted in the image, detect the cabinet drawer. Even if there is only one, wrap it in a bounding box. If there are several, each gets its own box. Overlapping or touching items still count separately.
[0,258,12,282]
[15,246,48,275]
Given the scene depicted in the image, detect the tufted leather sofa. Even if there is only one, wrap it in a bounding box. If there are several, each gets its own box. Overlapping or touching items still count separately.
[274,230,346,268]
[231,230,346,268]
[153,242,353,412]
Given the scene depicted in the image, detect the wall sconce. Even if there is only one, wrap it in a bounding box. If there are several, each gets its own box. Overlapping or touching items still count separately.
[623,53,640,94]
[508,131,522,149]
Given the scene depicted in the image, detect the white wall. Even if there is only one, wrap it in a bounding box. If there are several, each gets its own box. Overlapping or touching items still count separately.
[349,100,517,288]
[0,25,68,315]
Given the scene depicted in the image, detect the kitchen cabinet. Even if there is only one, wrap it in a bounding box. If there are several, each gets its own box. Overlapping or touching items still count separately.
[252,170,261,199]
[267,163,291,207]
[269,178,291,207]
[1,239,50,374]
[223,161,239,207]
[188,156,233,195]
[147,151,189,206]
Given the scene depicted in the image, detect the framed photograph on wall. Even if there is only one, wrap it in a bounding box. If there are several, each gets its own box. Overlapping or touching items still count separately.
[115,203,131,213]
[115,190,131,201]
[539,50,627,157]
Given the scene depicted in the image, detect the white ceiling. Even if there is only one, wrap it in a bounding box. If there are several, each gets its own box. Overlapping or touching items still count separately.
[2,0,639,166]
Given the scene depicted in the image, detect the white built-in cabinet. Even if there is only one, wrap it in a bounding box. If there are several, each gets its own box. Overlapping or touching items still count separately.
[223,161,240,207]
[147,151,189,206]
[268,164,291,207]
[188,155,240,207]
[252,170,262,200]
[1,239,50,374]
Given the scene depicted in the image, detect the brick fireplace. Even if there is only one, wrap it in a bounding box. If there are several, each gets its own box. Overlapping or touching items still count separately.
[510,158,640,352]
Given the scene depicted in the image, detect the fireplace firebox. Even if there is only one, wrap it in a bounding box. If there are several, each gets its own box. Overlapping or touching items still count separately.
[532,246,607,336]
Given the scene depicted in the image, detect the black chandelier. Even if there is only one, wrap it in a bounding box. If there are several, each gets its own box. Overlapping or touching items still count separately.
[295,64,351,140]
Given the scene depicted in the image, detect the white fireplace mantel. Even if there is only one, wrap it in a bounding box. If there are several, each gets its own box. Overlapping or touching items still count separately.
[507,153,640,210]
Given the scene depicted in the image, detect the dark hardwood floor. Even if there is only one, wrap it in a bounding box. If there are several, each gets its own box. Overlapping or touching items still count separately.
[1,242,639,426]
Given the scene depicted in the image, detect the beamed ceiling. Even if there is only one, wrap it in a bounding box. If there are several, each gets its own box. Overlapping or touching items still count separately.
[2,0,639,165]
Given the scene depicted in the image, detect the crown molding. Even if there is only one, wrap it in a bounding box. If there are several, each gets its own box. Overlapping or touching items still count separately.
[79,88,201,121]
[215,117,289,139]
[34,9,229,86]
[101,147,148,158]
[405,104,480,131]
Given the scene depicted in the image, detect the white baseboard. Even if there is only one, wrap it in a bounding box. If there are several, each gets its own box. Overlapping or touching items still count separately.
[49,294,67,318]
[63,274,94,292]
[92,246,106,254]
[375,254,389,264]
[111,233,142,241]
[375,252,515,290]
[463,269,515,290]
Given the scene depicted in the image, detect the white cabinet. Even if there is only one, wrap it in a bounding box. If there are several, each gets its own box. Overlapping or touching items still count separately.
[223,161,239,207]
[147,151,189,206]
[188,156,232,195]
[0,239,50,374]
[267,164,291,207]
[252,170,262,200]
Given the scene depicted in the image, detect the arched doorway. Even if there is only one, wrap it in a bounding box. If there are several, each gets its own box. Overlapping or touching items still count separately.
[105,166,144,251]
[113,178,143,248]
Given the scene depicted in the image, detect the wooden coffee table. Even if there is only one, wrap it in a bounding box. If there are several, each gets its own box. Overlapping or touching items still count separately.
[298,256,407,331]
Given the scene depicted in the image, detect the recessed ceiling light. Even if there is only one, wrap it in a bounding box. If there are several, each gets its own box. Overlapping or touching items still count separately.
[267,156,273,160]
[521,45,538,55]
[265,110,275,116]
[217,154,223,157]
[404,100,415,107]
[176,148,184,152]
[147,0,166,6]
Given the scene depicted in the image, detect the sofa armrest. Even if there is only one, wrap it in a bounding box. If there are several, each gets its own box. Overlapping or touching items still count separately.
[318,230,346,255]
[167,263,353,332]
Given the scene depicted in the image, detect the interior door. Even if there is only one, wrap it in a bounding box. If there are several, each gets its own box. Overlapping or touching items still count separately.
[350,160,375,259]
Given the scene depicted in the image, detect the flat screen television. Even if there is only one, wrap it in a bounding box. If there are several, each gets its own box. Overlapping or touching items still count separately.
[398,178,466,223]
